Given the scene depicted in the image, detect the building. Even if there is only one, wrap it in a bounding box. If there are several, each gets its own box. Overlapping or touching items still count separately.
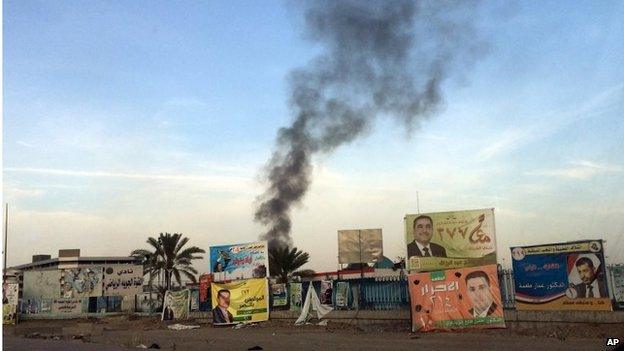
[9,249,145,318]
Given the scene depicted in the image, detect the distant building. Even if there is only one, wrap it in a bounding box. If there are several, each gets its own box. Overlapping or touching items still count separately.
[9,249,147,317]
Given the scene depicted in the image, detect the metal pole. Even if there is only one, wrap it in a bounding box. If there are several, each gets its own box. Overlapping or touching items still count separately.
[416,191,420,214]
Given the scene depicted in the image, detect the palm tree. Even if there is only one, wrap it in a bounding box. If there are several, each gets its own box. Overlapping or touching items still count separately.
[269,246,312,283]
[131,232,205,291]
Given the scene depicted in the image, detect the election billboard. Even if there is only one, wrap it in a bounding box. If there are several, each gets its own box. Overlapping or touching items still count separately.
[272,283,288,307]
[210,241,269,282]
[511,240,612,311]
[408,264,505,331]
[405,209,497,271]
[2,283,19,324]
[162,290,190,320]
[611,265,624,308]
[211,278,269,325]
[289,283,303,312]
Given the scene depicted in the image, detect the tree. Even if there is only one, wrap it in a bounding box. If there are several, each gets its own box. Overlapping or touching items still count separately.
[131,232,205,291]
[269,246,312,283]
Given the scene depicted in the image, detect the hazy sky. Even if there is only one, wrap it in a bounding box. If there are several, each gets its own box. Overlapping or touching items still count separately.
[3,1,623,273]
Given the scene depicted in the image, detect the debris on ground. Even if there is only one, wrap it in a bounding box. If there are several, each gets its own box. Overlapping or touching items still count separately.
[248,346,264,350]
[317,320,328,326]
[167,324,201,331]
[136,345,147,349]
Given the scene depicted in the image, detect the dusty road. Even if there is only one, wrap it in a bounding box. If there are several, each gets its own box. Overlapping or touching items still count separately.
[3,316,622,351]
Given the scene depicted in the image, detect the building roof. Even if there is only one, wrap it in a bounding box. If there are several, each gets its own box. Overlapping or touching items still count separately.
[10,256,141,271]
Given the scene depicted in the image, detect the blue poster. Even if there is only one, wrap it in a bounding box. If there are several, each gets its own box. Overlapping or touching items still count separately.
[209,241,268,282]
[511,240,611,311]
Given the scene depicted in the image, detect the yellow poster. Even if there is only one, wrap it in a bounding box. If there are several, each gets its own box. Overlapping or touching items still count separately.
[211,278,269,325]
[405,208,497,271]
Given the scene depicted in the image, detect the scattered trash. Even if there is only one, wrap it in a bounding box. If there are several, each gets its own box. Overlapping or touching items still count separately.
[317,320,328,326]
[248,346,263,350]
[148,343,161,349]
[72,334,85,340]
[136,345,147,349]
[409,334,420,339]
[25,332,40,339]
[167,324,200,331]
[233,323,246,330]
[52,336,61,341]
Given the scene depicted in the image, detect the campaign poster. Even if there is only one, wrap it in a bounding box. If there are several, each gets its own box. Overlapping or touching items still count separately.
[405,209,497,272]
[161,290,190,320]
[272,283,288,307]
[211,278,269,325]
[210,241,268,282]
[611,265,624,307]
[335,282,349,308]
[408,264,505,332]
[511,240,612,311]
[289,283,303,312]
[199,273,212,302]
[320,281,333,306]
[2,283,19,324]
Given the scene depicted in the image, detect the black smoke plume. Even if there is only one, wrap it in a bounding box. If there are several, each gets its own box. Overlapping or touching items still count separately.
[255,0,484,249]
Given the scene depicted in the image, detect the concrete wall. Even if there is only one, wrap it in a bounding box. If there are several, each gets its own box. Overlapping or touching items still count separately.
[22,270,61,300]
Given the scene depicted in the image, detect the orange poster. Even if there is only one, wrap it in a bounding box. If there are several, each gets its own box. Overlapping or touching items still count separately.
[408,264,506,331]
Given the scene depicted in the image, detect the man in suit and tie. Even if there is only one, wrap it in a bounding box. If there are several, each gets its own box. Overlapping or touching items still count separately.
[571,257,607,298]
[212,289,234,325]
[407,215,447,258]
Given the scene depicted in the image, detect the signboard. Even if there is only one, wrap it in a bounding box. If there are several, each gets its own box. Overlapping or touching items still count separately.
[103,265,144,296]
[511,240,612,311]
[3,283,19,324]
[405,209,497,271]
[199,273,212,303]
[162,290,190,320]
[320,281,333,306]
[289,283,303,312]
[408,264,505,331]
[335,282,349,308]
[211,278,269,325]
[272,283,288,307]
[338,229,383,264]
[611,265,624,307]
[210,241,269,282]
[52,298,83,315]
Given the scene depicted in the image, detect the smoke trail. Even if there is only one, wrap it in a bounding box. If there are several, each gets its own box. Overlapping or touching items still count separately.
[256,0,485,249]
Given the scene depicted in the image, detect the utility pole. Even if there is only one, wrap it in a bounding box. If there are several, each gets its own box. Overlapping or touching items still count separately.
[416,191,420,214]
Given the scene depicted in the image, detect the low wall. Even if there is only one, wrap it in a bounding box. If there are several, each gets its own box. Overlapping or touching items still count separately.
[190,309,624,325]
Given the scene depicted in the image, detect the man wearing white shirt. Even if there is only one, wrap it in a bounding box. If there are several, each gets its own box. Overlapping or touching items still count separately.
[571,257,606,298]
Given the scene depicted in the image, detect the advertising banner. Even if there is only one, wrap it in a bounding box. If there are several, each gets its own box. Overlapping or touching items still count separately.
[210,241,269,282]
[611,265,624,307]
[3,283,19,324]
[320,281,333,306]
[335,282,349,308]
[405,209,497,272]
[289,283,303,312]
[338,229,383,264]
[211,278,269,325]
[408,264,505,332]
[511,240,612,311]
[103,265,144,296]
[162,290,190,320]
[199,273,212,303]
[272,283,288,307]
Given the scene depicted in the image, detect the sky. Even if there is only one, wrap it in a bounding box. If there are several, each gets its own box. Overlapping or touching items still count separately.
[3,0,624,274]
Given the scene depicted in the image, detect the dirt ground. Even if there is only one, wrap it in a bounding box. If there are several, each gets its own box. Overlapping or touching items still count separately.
[3,315,623,351]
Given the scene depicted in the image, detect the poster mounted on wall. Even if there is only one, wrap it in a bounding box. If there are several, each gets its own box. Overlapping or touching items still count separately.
[210,241,269,282]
